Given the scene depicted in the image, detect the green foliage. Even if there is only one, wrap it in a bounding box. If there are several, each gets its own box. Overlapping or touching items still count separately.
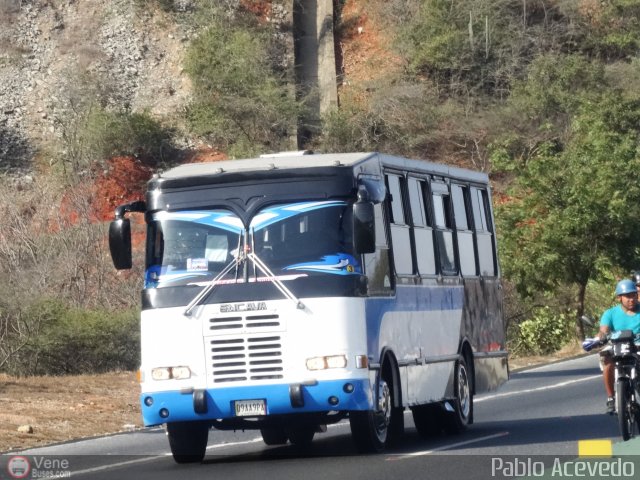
[511,307,574,356]
[3,299,139,376]
[495,91,640,302]
[576,0,640,60]
[389,0,640,99]
[82,109,174,166]
[605,59,640,101]
[396,0,573,96]
[509,54,605,123]
[184,8,299,157]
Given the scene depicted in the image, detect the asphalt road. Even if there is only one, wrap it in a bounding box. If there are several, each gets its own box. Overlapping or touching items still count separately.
[5,354,639,480]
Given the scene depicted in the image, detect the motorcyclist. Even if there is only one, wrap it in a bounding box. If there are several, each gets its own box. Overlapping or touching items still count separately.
[587,279,640,414]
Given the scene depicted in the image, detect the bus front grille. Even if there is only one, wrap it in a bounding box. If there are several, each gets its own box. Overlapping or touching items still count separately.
[209,335,283,383]
[206,314,281,334]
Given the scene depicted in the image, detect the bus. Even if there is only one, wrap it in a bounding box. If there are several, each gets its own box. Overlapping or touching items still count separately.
[108,152,508,463]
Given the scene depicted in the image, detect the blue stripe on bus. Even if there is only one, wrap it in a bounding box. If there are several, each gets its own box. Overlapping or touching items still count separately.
[140,378,372,426]
[365,284,464,360]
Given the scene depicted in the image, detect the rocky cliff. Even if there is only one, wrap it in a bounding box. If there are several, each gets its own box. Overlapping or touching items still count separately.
[1,1,302,177]
[0,0,203,175]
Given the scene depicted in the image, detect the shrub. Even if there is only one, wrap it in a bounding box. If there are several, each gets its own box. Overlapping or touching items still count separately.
[2,299,140,376]
[512,306,574,356]
[82,109,174,166]
[315,79,442,157]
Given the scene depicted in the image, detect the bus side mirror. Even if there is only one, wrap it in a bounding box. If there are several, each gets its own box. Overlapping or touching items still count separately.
[109,219,133,270]
[353,200,375,254]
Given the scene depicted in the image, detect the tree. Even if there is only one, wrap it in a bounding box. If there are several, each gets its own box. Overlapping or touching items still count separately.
[495,92,640,338]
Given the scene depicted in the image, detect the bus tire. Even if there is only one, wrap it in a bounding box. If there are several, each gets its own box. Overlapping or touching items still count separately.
[349,374,393,452]
[411,403,444,438]
[260,428,288,445]
[443,356,473,434]
[286,426,316,446]
[167,421,209,463]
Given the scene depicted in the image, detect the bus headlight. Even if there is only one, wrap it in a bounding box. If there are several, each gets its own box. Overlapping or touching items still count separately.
[151,366,192,380]
[171,366,192,380]
[306,355,347,371]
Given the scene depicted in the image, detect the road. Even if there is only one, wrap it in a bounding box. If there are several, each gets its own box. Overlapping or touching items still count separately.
[4,354,639,479]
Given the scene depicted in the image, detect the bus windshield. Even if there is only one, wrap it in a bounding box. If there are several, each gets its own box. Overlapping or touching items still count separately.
[145,201,360,289]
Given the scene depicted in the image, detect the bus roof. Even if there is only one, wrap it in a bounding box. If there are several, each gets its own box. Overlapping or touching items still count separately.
[159,152,376,179]
[158,152,489,184]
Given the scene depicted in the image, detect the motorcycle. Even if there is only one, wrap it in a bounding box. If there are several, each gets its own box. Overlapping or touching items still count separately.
[611,330,640,440]
[583,330,640,440]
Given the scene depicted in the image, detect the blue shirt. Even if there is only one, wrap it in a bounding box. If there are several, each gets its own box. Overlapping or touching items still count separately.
[600,305,640,335]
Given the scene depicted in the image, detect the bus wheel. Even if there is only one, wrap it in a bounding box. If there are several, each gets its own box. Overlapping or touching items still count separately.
[444,356,473,434]
[286,426,316,446]
[350,376,392,452]
[167,421,209,463]
[260,428,288,445]
[411,403,444,438]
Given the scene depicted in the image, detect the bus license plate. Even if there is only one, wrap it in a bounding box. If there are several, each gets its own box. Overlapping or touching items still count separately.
[234,399,266,416]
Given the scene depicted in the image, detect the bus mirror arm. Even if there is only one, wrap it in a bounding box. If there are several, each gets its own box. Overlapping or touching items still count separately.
[114,200,146,220]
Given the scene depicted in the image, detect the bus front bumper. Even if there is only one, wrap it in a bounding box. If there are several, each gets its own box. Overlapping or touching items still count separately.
[140,378,373,426]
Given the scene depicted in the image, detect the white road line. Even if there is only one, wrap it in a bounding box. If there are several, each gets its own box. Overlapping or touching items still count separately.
[69,438,265,476]
[206,437,264,450]
[70,455,167,477]
[475,374,601,403]
[386,431,510,461]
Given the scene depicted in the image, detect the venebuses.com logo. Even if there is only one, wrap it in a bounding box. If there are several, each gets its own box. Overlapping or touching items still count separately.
[7,456,30,479]
[6,455,71,479]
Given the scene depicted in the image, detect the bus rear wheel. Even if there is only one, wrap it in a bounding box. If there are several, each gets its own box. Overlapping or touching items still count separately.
[167,421,209,463]
[443,356,473,434]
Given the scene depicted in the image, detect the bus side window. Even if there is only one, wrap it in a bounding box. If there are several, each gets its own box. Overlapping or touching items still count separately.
[363,203,393,295]
[431,182,457,275]
[408,177,436,276]
[452,184,477,276]
[386,174,413,277]
[471,187,496,276]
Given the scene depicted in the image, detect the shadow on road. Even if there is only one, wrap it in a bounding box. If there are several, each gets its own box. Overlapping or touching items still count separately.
[201,410,622,464]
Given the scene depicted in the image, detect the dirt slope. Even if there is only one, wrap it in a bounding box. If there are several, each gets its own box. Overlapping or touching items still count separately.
[0,372,140,452]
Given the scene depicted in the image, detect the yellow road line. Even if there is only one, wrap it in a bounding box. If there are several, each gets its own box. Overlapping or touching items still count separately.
[578,439,613,457]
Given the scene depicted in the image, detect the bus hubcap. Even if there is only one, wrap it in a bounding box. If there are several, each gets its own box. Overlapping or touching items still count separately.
[375,379,391,439]
[458,364,470,419]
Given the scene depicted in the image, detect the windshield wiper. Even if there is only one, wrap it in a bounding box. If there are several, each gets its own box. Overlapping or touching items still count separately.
[183,231,305,316]
[183,256,242,316]
[247,257,304,311]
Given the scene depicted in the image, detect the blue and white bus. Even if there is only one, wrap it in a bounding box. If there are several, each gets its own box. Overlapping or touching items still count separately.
[109,152,508,462]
